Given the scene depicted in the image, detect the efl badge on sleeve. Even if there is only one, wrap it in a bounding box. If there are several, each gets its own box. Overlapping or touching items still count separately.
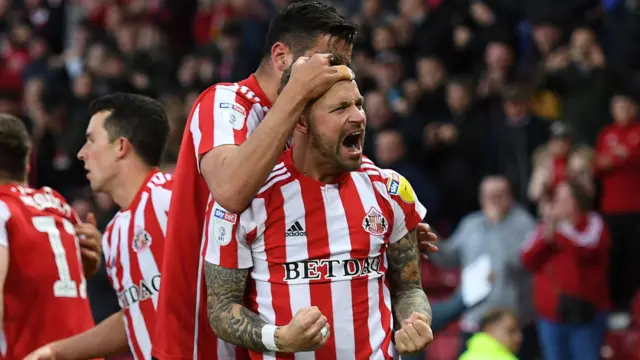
[132,227,153,253]
[219,102,247,131]
[362,207,389,236]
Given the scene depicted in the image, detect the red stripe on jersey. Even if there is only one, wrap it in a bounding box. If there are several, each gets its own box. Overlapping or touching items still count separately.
[262,189,293,360]
[339,176,373,359]
[197,87,216,157]
[299,181,337,358]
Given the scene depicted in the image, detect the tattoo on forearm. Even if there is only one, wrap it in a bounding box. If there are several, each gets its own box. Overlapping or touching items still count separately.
[204,262,269,351]
[387,229,433,327]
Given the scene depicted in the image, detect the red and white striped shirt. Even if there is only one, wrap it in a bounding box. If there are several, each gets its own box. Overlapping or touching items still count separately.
[103,170,172,360]
[154,74,270,360]
[205,151,427,360]
[0,185,95,360]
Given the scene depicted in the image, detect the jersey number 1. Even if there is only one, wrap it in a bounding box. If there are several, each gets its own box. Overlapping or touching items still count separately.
[32,216,87,299]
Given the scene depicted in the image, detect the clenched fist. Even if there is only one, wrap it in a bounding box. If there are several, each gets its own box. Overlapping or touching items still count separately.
[277,306,331,353]
[395,312,433,354]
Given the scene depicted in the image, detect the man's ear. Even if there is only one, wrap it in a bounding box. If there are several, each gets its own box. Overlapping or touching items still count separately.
[295,113,309,134]
[271,42,292,73]
[115,137,132,160]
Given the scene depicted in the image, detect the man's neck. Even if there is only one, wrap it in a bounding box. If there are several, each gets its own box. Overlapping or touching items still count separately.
[108,164,155,209]
[253,63,281,105]
[292,140,342,183]
[0,178,26,186]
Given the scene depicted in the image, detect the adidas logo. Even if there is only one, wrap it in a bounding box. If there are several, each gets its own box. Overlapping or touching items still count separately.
[285,221,307,237]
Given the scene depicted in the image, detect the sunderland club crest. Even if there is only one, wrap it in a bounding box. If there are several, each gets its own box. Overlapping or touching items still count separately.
[132,227,152,252]
[362,207,388,236]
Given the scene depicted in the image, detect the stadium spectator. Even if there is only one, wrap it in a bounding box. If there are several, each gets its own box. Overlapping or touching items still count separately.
[521,180,610,360]
[487,84,550,210]
[541,27,613,145]
[529,122,594,213]
[595,91,640,314]
[429,175,538,360]
[459,309,522,360]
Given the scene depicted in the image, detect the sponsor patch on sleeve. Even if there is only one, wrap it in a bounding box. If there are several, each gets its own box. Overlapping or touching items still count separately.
[387,172,415,204]
[213,208,237,224]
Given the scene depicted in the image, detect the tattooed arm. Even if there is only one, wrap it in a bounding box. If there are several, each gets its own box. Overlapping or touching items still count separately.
[387,228,433,328]
[205,262,330,353]
[205,262,271,351]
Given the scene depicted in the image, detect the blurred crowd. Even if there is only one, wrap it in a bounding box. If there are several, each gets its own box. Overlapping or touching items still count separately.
[2,0,640,359]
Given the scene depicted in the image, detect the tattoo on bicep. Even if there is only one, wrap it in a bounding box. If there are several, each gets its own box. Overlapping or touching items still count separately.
[204,262,269,351]
[387,229,432,326]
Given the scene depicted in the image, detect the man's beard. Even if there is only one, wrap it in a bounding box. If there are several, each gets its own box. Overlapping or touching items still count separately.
[308,121,361,173]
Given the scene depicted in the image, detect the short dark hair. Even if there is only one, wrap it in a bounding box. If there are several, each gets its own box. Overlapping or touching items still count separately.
[277,54,348,95]
[479,309,517,331]
[89,93,169,167]
[0,114,31,181]
[263,1,357,60]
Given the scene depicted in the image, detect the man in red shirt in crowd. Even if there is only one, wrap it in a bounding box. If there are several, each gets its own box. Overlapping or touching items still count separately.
[595,91,640,313]
[153,1,437,359]
[521,180,610,360]
[0,114,101,360]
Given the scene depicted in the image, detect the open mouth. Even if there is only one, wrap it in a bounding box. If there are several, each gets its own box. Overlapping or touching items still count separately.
[341,130,363,155]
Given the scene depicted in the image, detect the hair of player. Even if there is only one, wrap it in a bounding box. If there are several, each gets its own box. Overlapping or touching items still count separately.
[277,53,349,96]
[89,93,169,167]
[478,308,517,332]
[262,0,358,61]
[0,113,31,182]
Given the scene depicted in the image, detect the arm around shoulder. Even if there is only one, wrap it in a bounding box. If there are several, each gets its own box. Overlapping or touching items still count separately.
[199,88,307,213]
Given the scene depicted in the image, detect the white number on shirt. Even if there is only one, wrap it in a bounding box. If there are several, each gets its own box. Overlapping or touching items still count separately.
[32,216,87,299]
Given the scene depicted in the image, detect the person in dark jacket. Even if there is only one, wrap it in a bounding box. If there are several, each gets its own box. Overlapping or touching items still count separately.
[594,91,640,313]
[521,180,610,360]
[487,84,550,211]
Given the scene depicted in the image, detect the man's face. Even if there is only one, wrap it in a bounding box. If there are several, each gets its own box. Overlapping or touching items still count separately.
[77,111,121,193]
[486,314,522,354]
[306,80,366,172]
[503,99,529,120]
[611,96,638,124]
[446,83,470,112]
[480,178,512,215]
[553,182,575,220]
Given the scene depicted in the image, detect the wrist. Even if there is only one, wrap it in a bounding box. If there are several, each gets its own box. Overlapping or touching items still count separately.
[280,82,309,105]
[274,325,291,352]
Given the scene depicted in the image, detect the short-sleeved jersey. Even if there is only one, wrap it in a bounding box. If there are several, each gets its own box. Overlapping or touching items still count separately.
[153,74,271,360]
[204,152,427,360]
[0,184,95,360]
[103,170,172,360]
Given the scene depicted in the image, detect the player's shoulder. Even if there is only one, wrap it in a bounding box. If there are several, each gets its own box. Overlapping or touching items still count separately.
[0,185,75,222]
[356,158,417,204]
[201,79,263,108]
